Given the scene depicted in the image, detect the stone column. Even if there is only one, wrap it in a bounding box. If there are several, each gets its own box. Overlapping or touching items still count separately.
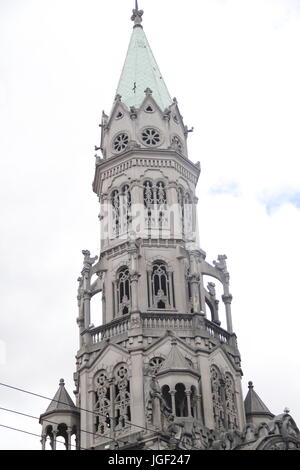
[196,355,215,429]
[222,272,233,333]
[170,390,176,416]
[189,251,204,315]
[41,434,46,450]
[130,351,145,430]
[67,430,72,450]
[52,431,57,450]
[130,273,139,313]
[193,196,200,247]
[196,394,203,423]
[83,292,91,329]
[128,239,140,314]
[186,390,192,417]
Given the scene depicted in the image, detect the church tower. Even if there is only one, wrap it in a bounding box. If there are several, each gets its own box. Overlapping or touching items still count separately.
[40,2,300,451]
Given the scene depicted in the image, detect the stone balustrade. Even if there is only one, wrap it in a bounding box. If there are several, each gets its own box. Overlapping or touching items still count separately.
[90,315,130,343]
[89,312,234,348]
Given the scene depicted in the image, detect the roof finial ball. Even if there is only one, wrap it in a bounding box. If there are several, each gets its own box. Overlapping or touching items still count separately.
[248,381,254,389]
[131,0,144,27]
[59,378,65,386]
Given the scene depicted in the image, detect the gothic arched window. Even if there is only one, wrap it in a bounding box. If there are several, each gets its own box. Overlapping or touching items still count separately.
[175,383,188,417]
[114,364,131,432]
[184,192,193,238]
[144,181,168,233]
[115,266,131,315]
[119,184,131,234]
[111,190,120,237]
[151,261,170,309]
[94,370,111,435]
[225,373,238,430]
[162,385,172,411]
[178,188,193,238]
[211,365,224,431]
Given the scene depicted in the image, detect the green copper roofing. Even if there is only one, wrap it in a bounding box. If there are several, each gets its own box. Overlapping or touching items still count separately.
[115,24,172,111]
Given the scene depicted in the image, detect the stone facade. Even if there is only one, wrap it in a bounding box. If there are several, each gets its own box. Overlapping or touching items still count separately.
[40,3,300,451]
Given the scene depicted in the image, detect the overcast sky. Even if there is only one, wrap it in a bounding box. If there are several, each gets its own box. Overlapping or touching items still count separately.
[1,0,300,450]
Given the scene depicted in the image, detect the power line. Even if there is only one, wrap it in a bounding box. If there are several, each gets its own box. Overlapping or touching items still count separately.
[0,423,82,449]
[0,381,200,450]
[0,406,115,449]
[0,381,154,434]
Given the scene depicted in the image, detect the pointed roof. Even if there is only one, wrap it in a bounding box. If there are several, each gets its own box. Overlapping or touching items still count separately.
[115,8,172,111]
[157,338,198,376]
[244,381,274,420]
[44,378,77,414]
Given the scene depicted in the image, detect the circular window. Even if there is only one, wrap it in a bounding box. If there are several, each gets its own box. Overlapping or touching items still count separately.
[171,135,183,152]
[113,133,129,153]
[141,128,161,146]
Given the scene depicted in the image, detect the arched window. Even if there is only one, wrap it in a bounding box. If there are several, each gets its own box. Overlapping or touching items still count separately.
[225,373,238,430]
[119,185,131,234]
[115,266,131,315]
[111,190,120,237]
[151,261,170,309]
[93,365,131,437]
[175,383,188,417]
[114,364,131,431]
[184,192,193,239]
[94,370,111,435]
[162,385,172,411]
[211,365,224,431]
[177,187,184,237]
[144,181,168,232]
[177,189,193,238]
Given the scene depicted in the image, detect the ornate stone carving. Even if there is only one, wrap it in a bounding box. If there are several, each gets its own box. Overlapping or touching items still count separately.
[207,282,216,297]
[94,370,111,435]
[82,250,98,269]
[114,364,131,432]
[213,254,228,273]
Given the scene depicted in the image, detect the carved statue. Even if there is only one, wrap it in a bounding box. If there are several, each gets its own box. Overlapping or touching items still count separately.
[213,254,228,273]
[82,250,98,269]
[149,376,173,421]
[166,414,184,443]
[207,282,216,297]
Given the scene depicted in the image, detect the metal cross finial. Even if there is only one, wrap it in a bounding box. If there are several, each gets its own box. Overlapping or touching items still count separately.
[131,0,143,26]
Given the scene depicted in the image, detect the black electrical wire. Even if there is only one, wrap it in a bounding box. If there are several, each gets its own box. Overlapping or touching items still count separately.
[0,381,200,450]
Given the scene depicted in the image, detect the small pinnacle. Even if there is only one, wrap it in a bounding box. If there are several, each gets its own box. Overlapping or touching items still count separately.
[248,381,254,389]
[59,378,65,386]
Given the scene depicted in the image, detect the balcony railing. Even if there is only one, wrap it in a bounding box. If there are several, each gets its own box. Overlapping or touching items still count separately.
[89,312,235,347]
[90,315,130,344]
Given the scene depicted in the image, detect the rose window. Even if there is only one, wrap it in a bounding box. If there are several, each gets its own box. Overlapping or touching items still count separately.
[113,133,129,153]
[149,357,165,375]
[141,128,161,146]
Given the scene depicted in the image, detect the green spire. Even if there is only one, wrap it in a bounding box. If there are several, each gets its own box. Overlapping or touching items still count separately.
[115,6,172,111]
